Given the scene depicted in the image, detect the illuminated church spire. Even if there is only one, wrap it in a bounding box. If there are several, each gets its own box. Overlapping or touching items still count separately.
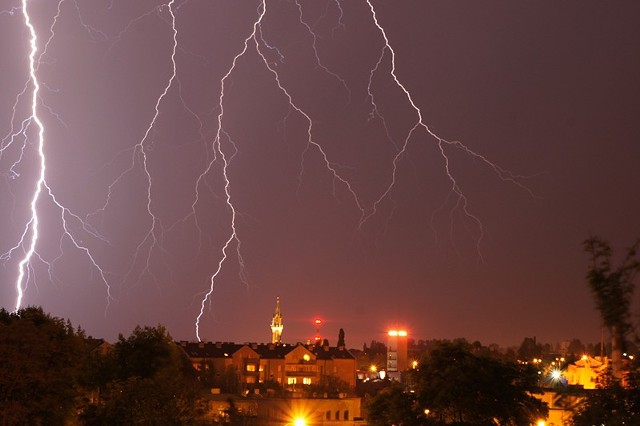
[270,296,283,343]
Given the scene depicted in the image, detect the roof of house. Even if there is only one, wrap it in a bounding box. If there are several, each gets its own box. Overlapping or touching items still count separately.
[176,341,355,361]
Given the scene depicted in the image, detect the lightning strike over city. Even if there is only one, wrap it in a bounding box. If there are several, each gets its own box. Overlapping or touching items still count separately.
[1,0,639,347]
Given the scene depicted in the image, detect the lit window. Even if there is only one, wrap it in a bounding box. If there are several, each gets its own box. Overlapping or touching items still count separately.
[246,364,256,372]
[288,377,297,385]
[303,377,311,385]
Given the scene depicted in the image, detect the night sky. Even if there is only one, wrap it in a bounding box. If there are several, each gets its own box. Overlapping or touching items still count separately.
[2,0,639,348]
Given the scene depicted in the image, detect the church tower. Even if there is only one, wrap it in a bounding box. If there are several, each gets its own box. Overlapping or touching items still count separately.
[270,296,284,343]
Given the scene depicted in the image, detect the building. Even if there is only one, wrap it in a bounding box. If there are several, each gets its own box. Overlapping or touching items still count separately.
[256,396,364,425]
[179,339,361,424]
[534,356,610,425]
[178,341,356,390]
[271,296,284,344]
[387,329,408,378]
[564,355,608,389]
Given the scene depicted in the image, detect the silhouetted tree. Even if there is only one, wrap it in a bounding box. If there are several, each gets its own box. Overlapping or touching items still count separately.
[567,338,586,356]
[366,382,419,426]
[583,236,640,377]
[0,307,87,425]
[517,336,542,361]
[81,325,206,424]
[571,363,640,425]
[308,375,352,396]
[412,341,548,425]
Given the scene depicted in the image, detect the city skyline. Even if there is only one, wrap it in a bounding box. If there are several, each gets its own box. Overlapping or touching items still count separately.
[1,1,639,347]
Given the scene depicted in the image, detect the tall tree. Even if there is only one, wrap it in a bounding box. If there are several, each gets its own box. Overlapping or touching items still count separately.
[411,341,548,425]
[82,325,206,424]
[583,236,640,377]
[0,307,87,425]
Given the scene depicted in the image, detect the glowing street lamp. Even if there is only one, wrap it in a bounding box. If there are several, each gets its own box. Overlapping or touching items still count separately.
[550,369,563,382]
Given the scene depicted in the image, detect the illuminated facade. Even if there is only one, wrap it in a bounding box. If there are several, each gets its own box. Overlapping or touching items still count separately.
[387,329,408,375]
[178,341,356,389]
[564,355,608,389]
[271,296,284,344]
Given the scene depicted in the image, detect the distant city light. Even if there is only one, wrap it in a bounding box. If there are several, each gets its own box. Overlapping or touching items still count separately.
[550,369,563,381]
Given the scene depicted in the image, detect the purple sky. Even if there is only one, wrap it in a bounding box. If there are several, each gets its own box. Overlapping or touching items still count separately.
[1,0,639,348]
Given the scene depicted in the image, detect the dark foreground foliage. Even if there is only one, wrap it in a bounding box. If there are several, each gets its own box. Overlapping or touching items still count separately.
[571,363,640,425]
[0,307,87,425]
[367,340,548,426]
[0,308,208,425]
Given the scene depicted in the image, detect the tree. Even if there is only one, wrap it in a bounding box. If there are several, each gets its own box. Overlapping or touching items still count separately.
[571,363,640,425]
[113,324,194,380]
[82,325,207,424]
[366,382,419,426]
[411,341,548,425]
[0,306,87,425]
[517,336,542,361]
[308,374,352,396]
[583,236,640,377]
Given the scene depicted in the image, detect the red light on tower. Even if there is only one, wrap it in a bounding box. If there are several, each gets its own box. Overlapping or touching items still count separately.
[314,318,322,343]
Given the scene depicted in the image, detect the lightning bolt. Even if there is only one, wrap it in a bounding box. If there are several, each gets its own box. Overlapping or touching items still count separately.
[0,0,111,311]
[359,1,536,259]
[115,0,178,289]
[2,1,535,342]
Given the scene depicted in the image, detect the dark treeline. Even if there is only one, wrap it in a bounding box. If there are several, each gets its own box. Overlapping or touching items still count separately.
[353,336,636,372]
[2,305,640,425]
[0,306,209,425]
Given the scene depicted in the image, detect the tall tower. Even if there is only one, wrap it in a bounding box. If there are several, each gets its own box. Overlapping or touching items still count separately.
[387,329,408,378]
[270,296,284,343]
